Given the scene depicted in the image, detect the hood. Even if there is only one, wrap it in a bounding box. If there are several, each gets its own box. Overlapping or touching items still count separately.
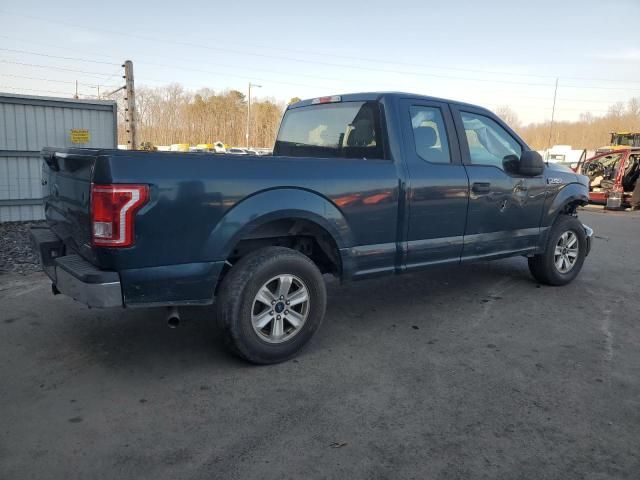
[545,161,588,187]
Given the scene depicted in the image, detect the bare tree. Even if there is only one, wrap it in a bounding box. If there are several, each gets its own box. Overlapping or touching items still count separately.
[518,97,640,150]
[115,84,286,148]
[495,105,521,130]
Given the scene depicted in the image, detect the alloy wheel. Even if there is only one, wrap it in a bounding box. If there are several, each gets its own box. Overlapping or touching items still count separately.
[251,274,310,343]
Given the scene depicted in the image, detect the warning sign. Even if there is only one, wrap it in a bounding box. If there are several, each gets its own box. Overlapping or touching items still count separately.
[70,129,90,144]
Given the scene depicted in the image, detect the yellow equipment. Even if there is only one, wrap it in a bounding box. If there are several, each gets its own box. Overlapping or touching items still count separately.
[597,132,640,153]
[170,143,190,152]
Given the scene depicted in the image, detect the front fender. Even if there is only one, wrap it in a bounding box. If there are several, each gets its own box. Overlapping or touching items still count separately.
[202,188,355,261]
[542,182,589,227]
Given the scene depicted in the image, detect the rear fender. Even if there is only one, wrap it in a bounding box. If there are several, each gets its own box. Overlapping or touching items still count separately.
[202,188,354,262]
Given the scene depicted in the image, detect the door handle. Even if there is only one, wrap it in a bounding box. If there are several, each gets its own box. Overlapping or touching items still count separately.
[472,182,491,194]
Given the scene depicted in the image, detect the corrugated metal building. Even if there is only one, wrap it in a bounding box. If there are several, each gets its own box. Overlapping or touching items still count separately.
[0,93,117,222]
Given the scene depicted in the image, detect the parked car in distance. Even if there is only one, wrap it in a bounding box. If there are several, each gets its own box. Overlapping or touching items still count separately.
[578,148,640,209]
[254,149,272,156]
[192,143,227,153]
[32,92,593,364]
[227,147,249,155]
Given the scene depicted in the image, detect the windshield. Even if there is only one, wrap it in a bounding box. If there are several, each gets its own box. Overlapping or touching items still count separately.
[274,101,384,159]
[612,134,640,147]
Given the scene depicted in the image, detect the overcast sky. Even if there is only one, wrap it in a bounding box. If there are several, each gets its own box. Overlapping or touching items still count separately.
[1,0,639,124]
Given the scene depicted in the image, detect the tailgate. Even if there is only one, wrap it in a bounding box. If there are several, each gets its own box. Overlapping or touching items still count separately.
[42,148,101,254]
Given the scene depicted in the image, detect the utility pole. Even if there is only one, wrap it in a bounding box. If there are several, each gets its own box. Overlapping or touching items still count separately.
[124,60,137,150]
[546,77,559,156]
[74,80,79,99]
[246,82,261,149]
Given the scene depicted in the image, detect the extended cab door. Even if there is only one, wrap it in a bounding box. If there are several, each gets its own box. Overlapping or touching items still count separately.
[450,105,546,260]
[399,99,469,269]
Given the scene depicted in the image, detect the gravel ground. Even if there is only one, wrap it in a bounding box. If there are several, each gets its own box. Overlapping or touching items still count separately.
[0,221,46,275]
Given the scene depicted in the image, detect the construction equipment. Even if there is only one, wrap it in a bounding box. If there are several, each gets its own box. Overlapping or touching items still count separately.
[596,132,640,153]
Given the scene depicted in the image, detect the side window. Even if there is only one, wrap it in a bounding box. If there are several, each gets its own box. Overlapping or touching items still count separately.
[409,106,451,164]
[461,112,522,170]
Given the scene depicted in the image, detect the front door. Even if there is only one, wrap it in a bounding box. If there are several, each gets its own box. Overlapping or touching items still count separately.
[451,106,546,260]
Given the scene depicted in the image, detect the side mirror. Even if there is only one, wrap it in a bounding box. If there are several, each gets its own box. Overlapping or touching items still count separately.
[519,150,545,176]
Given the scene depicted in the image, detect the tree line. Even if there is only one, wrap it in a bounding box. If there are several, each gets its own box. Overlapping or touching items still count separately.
[497,98,640,151]
[114,84,640,151]
[114,84,286,148]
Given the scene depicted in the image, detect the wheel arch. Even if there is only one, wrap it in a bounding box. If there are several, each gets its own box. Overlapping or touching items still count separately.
[537,183,588,252]
[203,188,354,275]
[542,183,589,227]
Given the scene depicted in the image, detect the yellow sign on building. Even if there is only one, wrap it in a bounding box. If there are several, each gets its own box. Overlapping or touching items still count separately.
[70,129,90,144]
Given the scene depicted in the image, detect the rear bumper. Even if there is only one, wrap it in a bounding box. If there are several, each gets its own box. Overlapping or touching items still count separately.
[30,227,123,308]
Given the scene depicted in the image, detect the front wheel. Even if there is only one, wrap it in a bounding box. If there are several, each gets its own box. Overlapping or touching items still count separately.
[216,247,327,364]
[528,215,587,286]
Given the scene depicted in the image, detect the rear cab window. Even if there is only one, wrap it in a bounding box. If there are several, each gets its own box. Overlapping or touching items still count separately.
[274,101,385,159]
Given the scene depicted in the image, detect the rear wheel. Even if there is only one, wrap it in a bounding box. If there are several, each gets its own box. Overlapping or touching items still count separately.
[528,215,587,286]
[216,246,327,364]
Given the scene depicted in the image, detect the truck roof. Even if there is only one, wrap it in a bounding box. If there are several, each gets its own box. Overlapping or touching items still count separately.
[289,91,492,113]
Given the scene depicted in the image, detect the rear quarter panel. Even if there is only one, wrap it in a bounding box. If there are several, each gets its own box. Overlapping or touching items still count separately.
[92,152,401,276]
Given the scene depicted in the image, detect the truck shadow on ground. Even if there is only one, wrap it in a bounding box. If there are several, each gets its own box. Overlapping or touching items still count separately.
[71,257,539,372]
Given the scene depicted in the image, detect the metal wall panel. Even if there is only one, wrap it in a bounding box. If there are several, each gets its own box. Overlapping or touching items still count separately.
[0,93,117,222]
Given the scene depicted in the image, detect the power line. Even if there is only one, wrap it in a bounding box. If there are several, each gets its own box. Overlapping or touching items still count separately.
[0,47,119,66]
[102,67,125,85]
[4,34,640,95]
[0,42,556,89]
[0,73,119,88]
[2,11,640,87]
[0,85,95,97]
[1,44,355,87]
[0,60,119,79]
[1,39,637,117]
[0,34,550,89]
[4,11,640,92]
[3,60,633,115]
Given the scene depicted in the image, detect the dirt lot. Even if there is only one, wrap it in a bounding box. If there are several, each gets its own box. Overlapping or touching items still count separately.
[1,209,639,479]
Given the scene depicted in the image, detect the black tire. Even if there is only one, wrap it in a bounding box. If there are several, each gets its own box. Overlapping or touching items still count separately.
[216,246,327,364]
[528,215,587,286]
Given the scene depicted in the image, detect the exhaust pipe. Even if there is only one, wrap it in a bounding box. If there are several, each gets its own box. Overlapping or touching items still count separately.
[167,306,180,328]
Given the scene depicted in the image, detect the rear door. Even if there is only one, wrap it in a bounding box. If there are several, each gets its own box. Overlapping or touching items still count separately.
[450,106,546,260]
[399,99,469,269]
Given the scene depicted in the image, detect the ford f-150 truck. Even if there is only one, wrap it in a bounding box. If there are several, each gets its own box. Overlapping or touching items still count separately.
[31,92,593,364]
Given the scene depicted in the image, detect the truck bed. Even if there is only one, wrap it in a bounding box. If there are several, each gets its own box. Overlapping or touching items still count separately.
[40,147,400,306]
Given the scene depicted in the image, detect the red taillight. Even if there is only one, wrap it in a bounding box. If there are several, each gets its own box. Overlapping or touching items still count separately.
[91,184,149,247]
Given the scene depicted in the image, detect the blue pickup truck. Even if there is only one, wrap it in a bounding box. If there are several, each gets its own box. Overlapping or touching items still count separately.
[31,92,592,363]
